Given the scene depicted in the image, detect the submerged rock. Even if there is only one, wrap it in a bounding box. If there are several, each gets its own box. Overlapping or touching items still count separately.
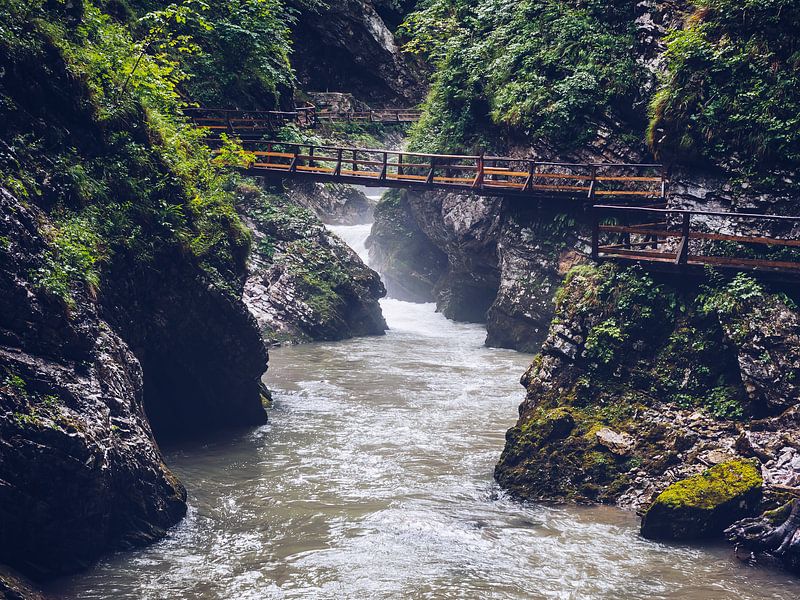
[640,459,763,540]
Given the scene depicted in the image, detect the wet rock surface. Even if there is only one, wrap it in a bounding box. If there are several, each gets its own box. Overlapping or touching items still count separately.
[290,0,424,105]
[286,182,374,225]
[367,189,447,302]
[640,459,763,540]
[0,189,187,579]
[238,184,386,345]
[495,265,800,521]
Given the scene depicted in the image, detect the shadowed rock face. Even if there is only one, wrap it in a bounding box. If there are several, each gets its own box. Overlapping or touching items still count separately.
[290,0,425,105]
[0,190,187,579]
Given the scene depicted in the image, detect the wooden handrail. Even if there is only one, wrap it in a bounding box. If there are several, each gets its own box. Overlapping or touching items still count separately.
[592,205,800,275]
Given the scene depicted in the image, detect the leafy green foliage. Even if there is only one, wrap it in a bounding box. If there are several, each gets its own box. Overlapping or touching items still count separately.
[0,0,257,302]
[648,0,800,179]
[697,272,763,317]
[32,211,106,308]
[136,0,296,108]
[401,0,644,152]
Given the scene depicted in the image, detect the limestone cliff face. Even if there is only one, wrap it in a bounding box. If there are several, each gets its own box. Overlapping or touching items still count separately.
[237,183,387,345]
[494,264,800,512]
[290,0,425,105]
[0,189,187,579]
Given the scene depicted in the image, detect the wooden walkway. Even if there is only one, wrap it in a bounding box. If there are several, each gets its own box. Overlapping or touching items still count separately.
[237,141,667,202]
[592,205,800,275]
[190,112,800,277]
[184,106,419,136]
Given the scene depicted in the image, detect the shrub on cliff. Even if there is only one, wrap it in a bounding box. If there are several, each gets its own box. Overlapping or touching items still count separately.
[401,0,644,152]
[648,0,800,180]
[0,0,258,303]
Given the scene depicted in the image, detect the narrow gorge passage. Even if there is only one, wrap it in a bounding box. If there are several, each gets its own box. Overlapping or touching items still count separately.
[47,196,798,599]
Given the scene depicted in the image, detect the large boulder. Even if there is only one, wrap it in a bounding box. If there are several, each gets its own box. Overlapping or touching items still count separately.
[641,459,763,540]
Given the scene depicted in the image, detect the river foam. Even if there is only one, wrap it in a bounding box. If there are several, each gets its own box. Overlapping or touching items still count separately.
[47,204,798,599]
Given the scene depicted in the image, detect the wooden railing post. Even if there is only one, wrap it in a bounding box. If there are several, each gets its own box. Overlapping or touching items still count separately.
[398,153,404,176]
[334,148,343,176]
[426,157,436,184]
[309,145,315,168]
[289,145,299,173]
[591,209,600,261]
[352,149,358,173]
[675,211,690,265]
[524,160,535,192]
[473,153,485,190]
[380,152,388,180]
[588,165,597,203]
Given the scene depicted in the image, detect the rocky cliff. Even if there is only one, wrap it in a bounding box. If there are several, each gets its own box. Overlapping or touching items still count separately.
[0,3,269,582]
[0,188,189,579]
[290,0,425,105]
[237,182,387,345]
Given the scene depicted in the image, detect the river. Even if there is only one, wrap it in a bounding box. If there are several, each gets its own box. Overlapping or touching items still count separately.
[47,192,798,599]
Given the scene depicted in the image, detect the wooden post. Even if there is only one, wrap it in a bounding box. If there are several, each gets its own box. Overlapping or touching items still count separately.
[380,152,388,181]
[352,149,358,173]
[473,153,485,190]
[398,153,404,176]
[309,145,315,168]
[588,165,597,203]
[675,211,691,265]
[524,160,535,192]
[426,157,436,184]
[591,209,600,260]
[289,145,299,173]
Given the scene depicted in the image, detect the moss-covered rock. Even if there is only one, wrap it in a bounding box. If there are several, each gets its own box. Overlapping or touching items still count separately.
[237,184,387,344]
[495,264,800,510]
[640,459,763,540]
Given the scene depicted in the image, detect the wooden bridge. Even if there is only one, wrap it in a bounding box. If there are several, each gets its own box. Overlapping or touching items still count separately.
[184,106,420,137]
[236,141,667,203]
[592,205,800,275]
[192,114,800,276]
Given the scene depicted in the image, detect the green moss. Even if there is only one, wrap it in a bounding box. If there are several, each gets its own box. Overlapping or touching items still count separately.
[641,459,763,539]
[654,459,762,511]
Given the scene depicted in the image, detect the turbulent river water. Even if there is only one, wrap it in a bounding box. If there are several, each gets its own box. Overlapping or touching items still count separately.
[49,193,798,599]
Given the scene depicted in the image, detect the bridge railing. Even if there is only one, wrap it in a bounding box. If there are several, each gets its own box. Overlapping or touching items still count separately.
[316,109,423,123]
[240,141,666,201]
[592,205,800,273]
[184,106,318,133]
